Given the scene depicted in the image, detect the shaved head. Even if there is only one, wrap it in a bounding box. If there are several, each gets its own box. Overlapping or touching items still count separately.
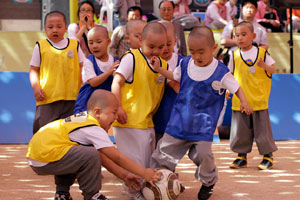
[126,19,146,35]
[88,25,109,39]
[235,21,254,33]
[142,22,167,40]
[87,89,118,113]
[44,11,66,26]
[188,25,215,47]
[159,20,176,38]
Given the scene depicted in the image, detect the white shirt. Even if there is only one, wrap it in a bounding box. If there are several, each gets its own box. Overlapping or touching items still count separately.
[115,49,155,82]
[28,125,113,167]
[173,58,240,94]
[225,1,237,19]
[166,53,180,72]
[228,46,275,73]
[221,18,268,47]
[67,23,89,41]
[29,38,85,67]
[82,54,115,83]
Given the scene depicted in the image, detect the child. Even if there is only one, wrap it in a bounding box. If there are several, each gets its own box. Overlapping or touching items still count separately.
[29,11,85,134]
[150,26,252,200]
[111,22,168,199]
[153,20,183,144]
[228,21,278,170]
[125,19,147,50]
[109,6,143,59]
[26,89,161,200]
[74,25,119,114]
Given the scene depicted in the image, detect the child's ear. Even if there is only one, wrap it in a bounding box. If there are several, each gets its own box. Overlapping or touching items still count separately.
[107,38,111,45]
[125,34,129,41]
[253,33,256,40]
[93,107,101,118]
[213,43,218,51]
[138,34,142,42]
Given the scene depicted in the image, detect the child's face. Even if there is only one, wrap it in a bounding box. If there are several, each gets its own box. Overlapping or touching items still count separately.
[141,32,166,59]
[126,24,145,49]
[161,31,176,61]
[45,15,67,43]
[234,25,256,50]
[127,10,142,20]
[97,104,118,132]
[188,37,215,67]
[88,31,110,60]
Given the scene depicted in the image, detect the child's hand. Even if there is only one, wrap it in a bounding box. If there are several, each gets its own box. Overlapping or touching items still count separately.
[240,103,253,115]
[33,86,46,102]
[117,106,127,124]
[150,56,160,72]
[109,60,119,74]
[225,91,231,100]
[257,58,266,69]
[123,173,142,192]
[143,168,162,187]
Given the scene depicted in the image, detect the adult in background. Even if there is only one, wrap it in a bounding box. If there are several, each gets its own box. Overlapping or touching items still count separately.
[159,0,187,56]
[205,0,231,29]
[68,0,96,57]
[113,0,141,28]
[221,0,268,50]
[255,0,282,32]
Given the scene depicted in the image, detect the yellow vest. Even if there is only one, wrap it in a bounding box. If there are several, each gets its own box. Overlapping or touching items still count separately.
[26,113,100,163]
[232,47,272,111]
[37,39,81,106]
[113,49,168,129]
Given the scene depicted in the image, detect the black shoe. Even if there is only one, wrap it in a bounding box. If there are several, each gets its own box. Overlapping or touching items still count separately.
[258,156,273,170]
[89,192,109,200]
[198,184,214,200]
[229,156,247,169]
[54,191,73,200]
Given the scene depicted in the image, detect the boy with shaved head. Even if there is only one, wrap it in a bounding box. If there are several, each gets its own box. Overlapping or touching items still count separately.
[151,26,252,200]
[26,89,161,200]
[125,19,146,49]
[29,11,85,134]
[111,22,168,199]
[228,21,277,170]
[74,25,119,114]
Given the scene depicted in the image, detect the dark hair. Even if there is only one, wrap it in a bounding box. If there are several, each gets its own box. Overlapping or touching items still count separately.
[127,6,143,16]
[242,0,258,8]
[159,0,175,9]
[77,0,95,17]
[44,11,66,26]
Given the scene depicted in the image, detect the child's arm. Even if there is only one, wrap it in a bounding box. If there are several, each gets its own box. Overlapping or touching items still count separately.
[88,60,119,87]
[111,73,127,124]
[150,56,175,80]
[100,151,141,191]
[168,80,180,93]
[29,66,46,102]
[235,87,253,115]
[100,146,161,185]
[257,58,276,74]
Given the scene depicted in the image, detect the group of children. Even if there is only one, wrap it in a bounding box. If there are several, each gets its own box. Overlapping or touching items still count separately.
[26,5,277,200]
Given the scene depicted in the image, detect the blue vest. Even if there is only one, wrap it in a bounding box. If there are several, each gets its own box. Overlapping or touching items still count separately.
[165,56,229,141]
[74,55,118,114]
[153,55,184,134]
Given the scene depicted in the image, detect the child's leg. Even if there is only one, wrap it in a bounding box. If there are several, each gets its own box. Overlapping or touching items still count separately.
[30,145,102,200]
[229,111,254,154]
[253,109,278,155]
[189,141,218,186]
[33,100,75,134]
[113,127,155,168]
[151,133,191,171]
[55,174,76,193]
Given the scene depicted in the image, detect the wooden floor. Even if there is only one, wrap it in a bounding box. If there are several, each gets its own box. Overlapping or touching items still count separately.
[1,140,300,200]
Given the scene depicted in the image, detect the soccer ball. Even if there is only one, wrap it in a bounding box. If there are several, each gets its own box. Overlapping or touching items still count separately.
[142,169,181,200]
